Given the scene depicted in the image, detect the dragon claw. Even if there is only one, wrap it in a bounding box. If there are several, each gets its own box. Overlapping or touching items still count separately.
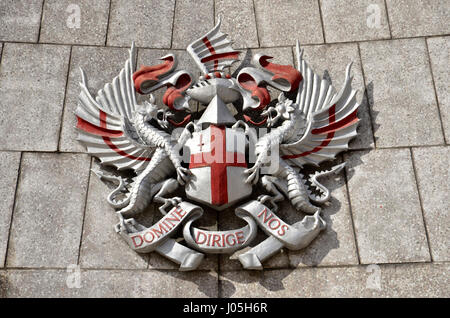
[115,217,138,233]
[232,120,248,132]
[176,167,191,185]
[244,165,260,184]
[159,196,182,215]
[261,107,280,128]
[257,195,279,212]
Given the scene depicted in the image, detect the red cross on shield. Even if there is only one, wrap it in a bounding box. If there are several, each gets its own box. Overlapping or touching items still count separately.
[185,125,252,210]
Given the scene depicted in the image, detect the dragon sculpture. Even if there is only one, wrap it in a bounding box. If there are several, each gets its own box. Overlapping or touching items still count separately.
[76,44,193,218]
[247,44,358,214]
[75,17,361,270]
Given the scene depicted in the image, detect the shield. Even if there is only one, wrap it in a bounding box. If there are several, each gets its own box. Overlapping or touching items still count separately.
[185,125,252,210]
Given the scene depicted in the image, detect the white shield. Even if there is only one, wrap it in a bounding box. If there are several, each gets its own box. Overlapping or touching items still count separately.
[185,125,252,210]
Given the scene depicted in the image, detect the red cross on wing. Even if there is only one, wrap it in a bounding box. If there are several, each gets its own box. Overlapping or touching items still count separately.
[75,43,161,172]
[281,43,360,167]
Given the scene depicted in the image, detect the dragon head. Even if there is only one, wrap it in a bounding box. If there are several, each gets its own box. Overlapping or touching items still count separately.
[137,94,173,129]
[261,93,295,127]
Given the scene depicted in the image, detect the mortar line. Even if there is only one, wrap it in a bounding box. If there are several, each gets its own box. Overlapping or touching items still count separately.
[424,38,447,144]
[317,0,327,43]
[251,0,261,48]
[0,143,448,157]
[357,42,377,149]
[409,148,434,262]
[170,0,177,49]
[104,0,113,46]
[3,152,23,268]
[3,267,219,272]
[0,149,88,154]
[2,259,441,272]
[218,261,441,273]
[2,33,450,50]
[383,0,393,39]
[0,142,448,156]
[213,0,217,24]
[136,45,141,76]
[76,158,93,265]
[37,0,46,43]
[374,144,448,150]
[0,42,4,73]
[57,45,73,152]
[342,156,362,264]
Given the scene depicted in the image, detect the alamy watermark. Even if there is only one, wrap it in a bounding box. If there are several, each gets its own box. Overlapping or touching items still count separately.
[366,264,382,291]
[66,264,81,289]
[66,4,81,29]
[366,4,382,29]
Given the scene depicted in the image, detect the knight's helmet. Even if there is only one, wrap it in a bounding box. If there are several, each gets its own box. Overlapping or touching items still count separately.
[185,17,242,126]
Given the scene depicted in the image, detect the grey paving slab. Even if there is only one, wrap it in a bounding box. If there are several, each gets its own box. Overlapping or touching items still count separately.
[359,38,443,148]
[0,0,43,42]
[0,43,70,152]
[1,269,218,297]
[107,0,175,48]
[171,0,214,50]
[79,162,149,269]
[254,0,323,47]
[6,153,90,268]
[289,167,358,267]
[215,0,259,49]
[39,0,110,45]
[220,263,450,297]
[412,146,450,261]
[59,46,130,152]
[0,152,21,268]
[345,149,430,264]
[427,36,450,143]
[299,43,373,149]
[320,0,390,43]
[386,0,450,38]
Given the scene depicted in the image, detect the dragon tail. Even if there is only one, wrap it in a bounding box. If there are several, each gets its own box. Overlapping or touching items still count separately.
[306,163,346,203]
[284,164,320,214]
[92,169,131,209]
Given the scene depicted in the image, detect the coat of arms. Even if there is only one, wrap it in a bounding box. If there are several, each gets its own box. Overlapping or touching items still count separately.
[75,18,361,270]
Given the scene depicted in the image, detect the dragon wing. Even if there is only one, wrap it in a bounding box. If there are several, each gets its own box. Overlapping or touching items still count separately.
[281,41,360,167]
[75,43,155,172]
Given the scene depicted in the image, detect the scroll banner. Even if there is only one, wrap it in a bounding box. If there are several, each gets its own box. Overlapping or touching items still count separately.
[237,200,326,270]
[182,200,325,262]
[117,200,325,271]
[183,205,258,254]
[117,201,205,271]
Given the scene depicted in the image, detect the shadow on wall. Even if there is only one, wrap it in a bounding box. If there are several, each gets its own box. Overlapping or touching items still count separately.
[159,269,219,298]
[366,81,380,145]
